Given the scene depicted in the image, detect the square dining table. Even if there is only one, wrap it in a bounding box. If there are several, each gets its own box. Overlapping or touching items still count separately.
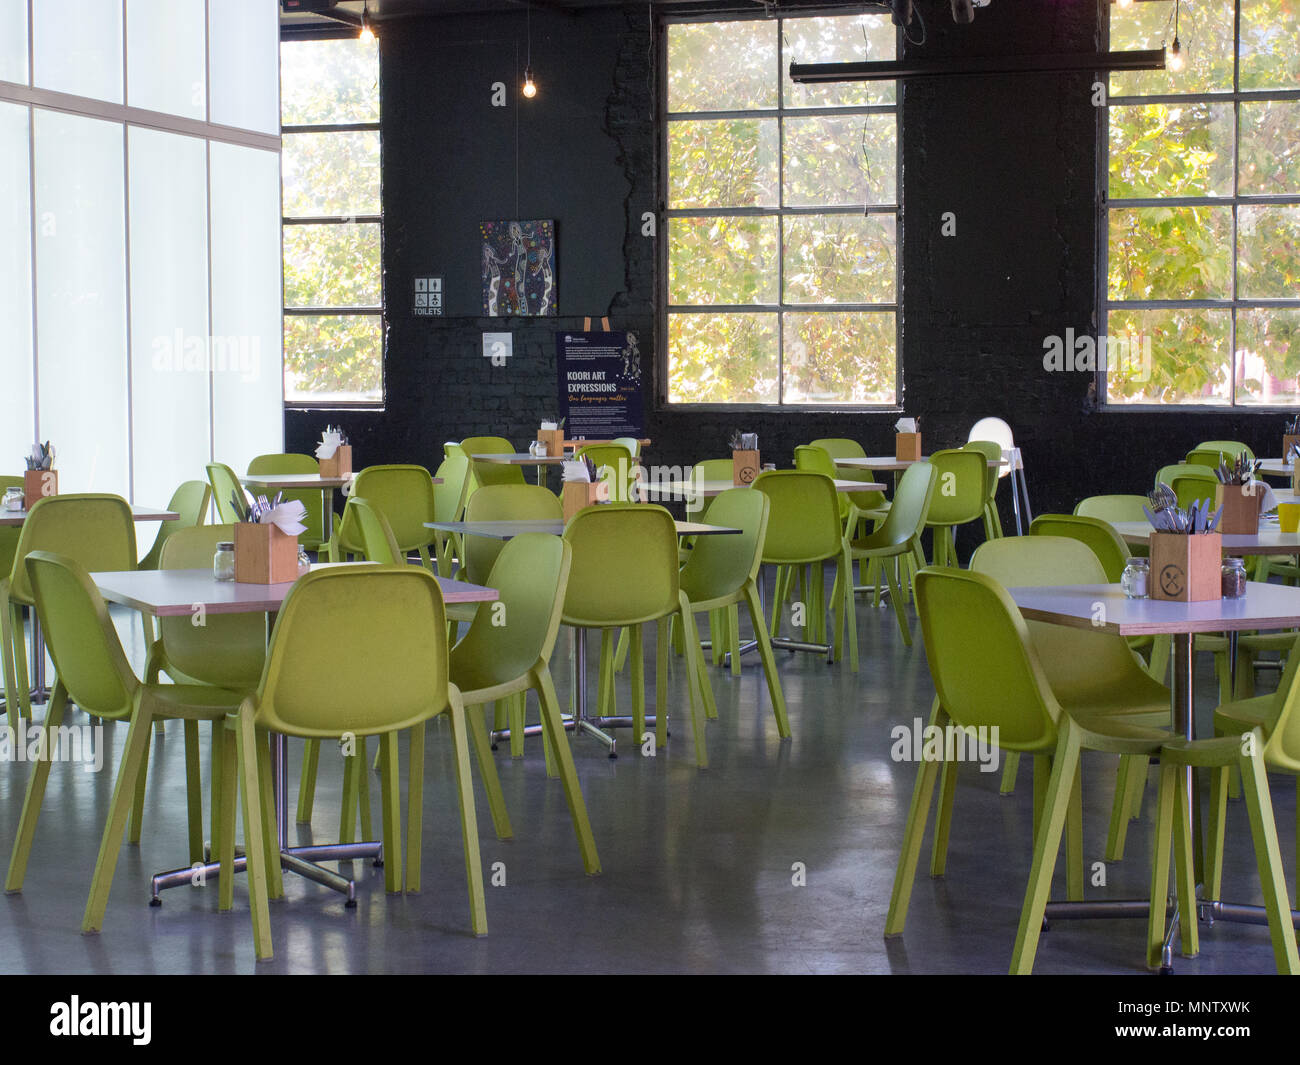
[1008,580,1300,966]
[238,473,410,546]
[90,563,497,905]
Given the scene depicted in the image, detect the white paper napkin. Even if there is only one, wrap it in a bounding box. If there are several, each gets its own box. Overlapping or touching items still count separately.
[259,499,307,537]
[315,429,343,460]
[895,418,917,434]
[562,459,592,483]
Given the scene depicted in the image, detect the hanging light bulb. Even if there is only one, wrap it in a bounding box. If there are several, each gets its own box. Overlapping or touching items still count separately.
[359,3,376,42]
[522,66,537,98]
[1167,36,1184,71]
[521,2,537,99]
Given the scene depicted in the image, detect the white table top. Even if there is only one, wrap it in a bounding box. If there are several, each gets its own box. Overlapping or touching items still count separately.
[426,519,741,540]
[836,455,1008,472]
[240,474,366,489]
[91,564,497,617]
[0,503,179,528]
[1110,521,1300,556]
[1009,581,1300,637]
[1258,458,1291,477]
[472,453,568,465]
[639,478,884,500]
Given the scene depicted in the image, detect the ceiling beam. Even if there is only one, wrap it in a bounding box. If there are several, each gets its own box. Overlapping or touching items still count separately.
[789,49,1167,82]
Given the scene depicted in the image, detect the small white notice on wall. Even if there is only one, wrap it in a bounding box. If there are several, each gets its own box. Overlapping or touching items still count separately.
[482,332,512,365]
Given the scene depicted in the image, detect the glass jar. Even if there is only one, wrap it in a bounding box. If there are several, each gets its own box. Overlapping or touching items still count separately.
[1221,557,1247,599]
[2,486,22,511]
[213,541,235,582]
[1120,557,1149,599]
[297,546,312,576]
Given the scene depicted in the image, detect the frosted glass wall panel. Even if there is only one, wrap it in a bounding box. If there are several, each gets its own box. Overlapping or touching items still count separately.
[0,102,34,468]
[128,127,210,515]
[33,0,123,104]
[0,0,28,84]
[210,141,282,474]
[209,0,278,134]
[127,0,206,119]
[34,109,129,496]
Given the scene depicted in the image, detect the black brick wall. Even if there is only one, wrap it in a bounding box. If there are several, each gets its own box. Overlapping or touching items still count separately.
[287,0,1292,533]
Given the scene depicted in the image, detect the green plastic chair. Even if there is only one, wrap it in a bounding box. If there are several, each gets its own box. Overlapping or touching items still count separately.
[753,470,858,671]
[138,480,211,571]
[573,443,636,503]
[562,504,709,766]
[450,533,601,874]
[678,488,790,737]
[0,475,24,621]
[847,462,938,644]
[612,437,642,458]
[250,564,488,943]
[1,494,138,728]
[962,439,1004,540]
[1196,439,1255,462]
[325,465,438,568]
[1028,514,1129,581]
[1155,463,1218,509]
[432,452,471,575]
[247,453,325,552]
[886,566,1175,974]
[808,438,889,526]
[1074,494,1149,523]
[206,462,249,524]
[970,536,1172,859]
[5,551,265,957]
[1158,648,1300,972]
[462,436,525,490]
[923,448,989,568]
[794,445,853,526]
[346,496,403,563]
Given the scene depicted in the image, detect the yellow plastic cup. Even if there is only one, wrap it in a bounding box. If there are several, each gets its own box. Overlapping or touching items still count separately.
[1278,503,1300,533]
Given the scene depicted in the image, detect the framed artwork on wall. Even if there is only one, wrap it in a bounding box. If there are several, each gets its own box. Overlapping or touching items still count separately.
[480,219,556,317]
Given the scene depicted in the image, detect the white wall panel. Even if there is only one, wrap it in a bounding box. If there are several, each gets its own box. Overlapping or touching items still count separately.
[0,0,29,85]
[0,102,34,470]
[33,0,123,104]
[127,0,206,119]
[208,0,279,134]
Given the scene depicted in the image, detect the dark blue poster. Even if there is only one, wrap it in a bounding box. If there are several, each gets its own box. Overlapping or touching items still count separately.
[556,331,644,438]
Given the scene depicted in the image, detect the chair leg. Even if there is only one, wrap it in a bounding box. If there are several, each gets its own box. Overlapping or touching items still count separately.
[356,737,373,841]
[613,627,630,674]
[465,702,513,840]
[999,752,1020,795]
[339,746,360,845]
[676,600,710,769]
[128,726,150,845]
[217,723,239,913]
[883,554,910,647]
[509,693,526,758]
[256,728,283,900]
[597,629,617,722]
[379,731,403,893]
[1147,761,1178,969]
[1105,755,1146,861]
[535,668,601,875]
[744,582,790,739]
[688,616,717,722]
[445,691,488,935]
[655,617,670,752]
[83,701,156,934]
[0,592,18,731]
[1067,758,1084,902]
[1239,743,1299,973]
[1172,766,1199,957]
[929,759,957,878]
[233,706,272,960]
[405,721,426,893]
[1010,723,1082,974]
[296,738,319,824]
[728,603,742,677]
[841,550,858,672]
[4,683,69,892]
[182,719,203,865]
[885,699,946,936]
[629,623,650,740]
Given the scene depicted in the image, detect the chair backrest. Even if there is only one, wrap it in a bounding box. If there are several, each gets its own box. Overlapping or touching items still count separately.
[871,461,937,546]
[139,479,212,570]
[1074,494,1148,523]
[346,497,404,564]
[256,566,451,738]
[562,504,681,627]
[962,440,1003,504]
[24,551,137,718]
[692,458,735,483]
[434,452,470,523]
[793,445,850,520]
[612,437,642,458]
[809,438,867,460]
[1028,513,1131,582]
[0,474,21,585]
[914,566,1060,751]
[345,465,437,553]
[967,417,1015,480]
[1185,448,1228,470]
[808,438,887,512]
[462,483,562,584]
[925,449,988,526]
[752,470,844,565]
[450,534,573,691]
[8,494,137,603]
[1156,463,1217,509]
[158,525,266,689]
[573,444,636,503]
[1196,440,1255,462]
[678,488,769,604]
[1260,637,1300,774]
[246,453,324,549]
[462,437,524,489]
[207,463,248,525]
[969,535,1144,692]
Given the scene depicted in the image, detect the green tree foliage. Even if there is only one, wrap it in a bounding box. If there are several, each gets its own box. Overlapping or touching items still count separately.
[1107,0,1299,406]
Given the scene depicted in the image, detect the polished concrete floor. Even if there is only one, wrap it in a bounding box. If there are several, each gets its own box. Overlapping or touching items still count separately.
[0,580,1291,974]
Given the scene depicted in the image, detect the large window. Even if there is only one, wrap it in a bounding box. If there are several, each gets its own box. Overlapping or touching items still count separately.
[1103,0,1300,407]
[281,37,383,405]
[664,14,899,406]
